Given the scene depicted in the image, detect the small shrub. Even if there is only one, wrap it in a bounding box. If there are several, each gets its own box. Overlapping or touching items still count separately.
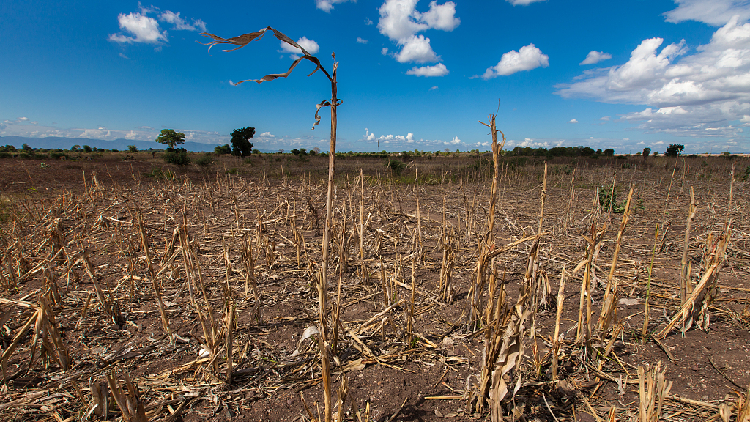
[225,168,238,175]
[599,185,626,213]
[0,152,12,159]
[743,165,750,181]
[385,159,406,176]
[50,151,67,160]
[144,167,175,180]
[196,153,213,168]
[128,145,138,152]
[163,150,190,166]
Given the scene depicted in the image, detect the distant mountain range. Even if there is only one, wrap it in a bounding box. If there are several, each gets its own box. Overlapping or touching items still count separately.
[0,136,229,153]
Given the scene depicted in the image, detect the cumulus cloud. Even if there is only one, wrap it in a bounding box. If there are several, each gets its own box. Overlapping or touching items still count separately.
[406,63,449,76]
[429,85,439,90]
[479,44,549,79]
[506,0,547,5]
[356,37,368,44]
[555,16,750,140]
[315,0,355,12]
[570,119,578,123]
[581,51,612,65]
[109,6,206,44]
[281,36,320,57]
[382,47,389,55]
[665,0,750,26]
[259,132,276,138]
[109,12,166,43]
[377,0,459,65]
[396,35,439,62]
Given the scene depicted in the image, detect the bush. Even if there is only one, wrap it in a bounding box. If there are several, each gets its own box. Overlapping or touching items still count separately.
[195,153,213,168]
[743,165,750,181]
[50,151,68,160]
[128,145,138,153]
[163,150,190,166]
[0,152,12,159]
[385,159,406,176]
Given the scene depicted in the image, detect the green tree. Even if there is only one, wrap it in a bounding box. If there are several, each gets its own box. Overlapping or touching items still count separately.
[215,144,231,155]
[603,148,615,157]
[230,127,255,156]
[155,129,186,150]
[665,144,684,157]
[642,147,651,157]
[128,145,138,153]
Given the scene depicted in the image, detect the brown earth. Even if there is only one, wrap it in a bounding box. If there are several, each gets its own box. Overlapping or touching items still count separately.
[0,152,749,422]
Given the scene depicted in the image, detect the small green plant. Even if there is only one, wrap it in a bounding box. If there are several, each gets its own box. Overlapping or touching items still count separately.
[385,159,406,176]
[144,167,175,180]
[225,167,239,175]
[599,184,626,213]
[743,165,750,181]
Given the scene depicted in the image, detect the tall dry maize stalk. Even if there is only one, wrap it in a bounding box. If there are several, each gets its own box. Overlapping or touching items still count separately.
[201,26,340,421]
[598,186,634,333]
[679,187,698,304]
[470,113,505,329]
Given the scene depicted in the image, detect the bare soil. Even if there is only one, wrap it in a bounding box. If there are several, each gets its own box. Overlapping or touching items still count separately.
[0,152,749,422]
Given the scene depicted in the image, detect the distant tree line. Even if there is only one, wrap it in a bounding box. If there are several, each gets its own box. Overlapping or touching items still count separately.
[506,146,615,157]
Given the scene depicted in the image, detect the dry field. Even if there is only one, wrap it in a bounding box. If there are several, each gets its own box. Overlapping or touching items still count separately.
[0,152,749,422]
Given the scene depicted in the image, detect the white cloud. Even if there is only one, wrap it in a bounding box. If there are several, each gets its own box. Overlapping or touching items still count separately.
[506,0,547,5]
[109,12,166,43]
[406,63,449,76]
[480,44,549,79]
[570,118,578,123]
[419,1,461,31]
[581,51,612,65]
[109,7,205,44]
[260,132,276,138]
[449,136,461,144]
[396,35,439,63]
[315,0,356,12]
[429,85,439,90]
[377,0,459,64]
[356,37,368,44]
[601,116,611,120]
[555,17,750,140]
[378,0,429,41]
[159,11,207,32]
[508,138,550,148]
[365,17,374,25]
[281,36,320,56]
[665,0,750,26]
[382,47,389,55]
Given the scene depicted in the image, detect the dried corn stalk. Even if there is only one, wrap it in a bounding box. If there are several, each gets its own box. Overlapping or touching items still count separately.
[637,361,672,422]
[655,222,731,339]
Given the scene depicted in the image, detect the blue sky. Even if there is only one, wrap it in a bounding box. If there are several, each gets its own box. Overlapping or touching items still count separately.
[2,0,750,153]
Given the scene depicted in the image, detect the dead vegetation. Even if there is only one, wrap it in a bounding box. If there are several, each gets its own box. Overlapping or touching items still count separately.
[0,153,749,422]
